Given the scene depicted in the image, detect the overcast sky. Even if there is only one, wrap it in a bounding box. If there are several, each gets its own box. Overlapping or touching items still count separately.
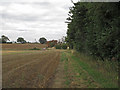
[1,0,119,42]
[0,0,78,42]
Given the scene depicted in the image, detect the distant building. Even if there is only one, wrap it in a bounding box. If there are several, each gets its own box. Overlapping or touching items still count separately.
[46,40,57,47]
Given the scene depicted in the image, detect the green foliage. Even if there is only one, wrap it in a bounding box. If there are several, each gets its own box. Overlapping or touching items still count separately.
[71,51,118,88]
[71,55,118,88]
[55,44,67,49]
[66,2,120,61]
[61,51,118,88]
[61,44,67,49]
[50,42,55,47]
[39,37,47,44]
[55,44,61,49]
[30,47,40,50]
[0,35,10,43]
[17,37,26,44]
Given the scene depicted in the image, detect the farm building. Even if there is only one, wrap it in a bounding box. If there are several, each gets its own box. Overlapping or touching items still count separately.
[46,40,57,47]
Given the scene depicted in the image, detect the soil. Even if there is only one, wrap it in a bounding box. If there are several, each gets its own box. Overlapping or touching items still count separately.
[2,50,60,88]
[47,61,66,88]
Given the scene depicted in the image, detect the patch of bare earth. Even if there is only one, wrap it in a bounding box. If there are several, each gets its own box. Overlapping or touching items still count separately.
[47,61,66,88]
[2,50,60,88]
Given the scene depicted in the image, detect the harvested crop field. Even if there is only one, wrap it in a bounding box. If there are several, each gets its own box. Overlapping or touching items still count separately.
[2,50,60,88]
[2,44,47,50]
[2,50,42,55]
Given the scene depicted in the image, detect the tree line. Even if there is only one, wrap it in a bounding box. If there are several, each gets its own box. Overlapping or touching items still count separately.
[0,35,47,44]
[66,2,120,61]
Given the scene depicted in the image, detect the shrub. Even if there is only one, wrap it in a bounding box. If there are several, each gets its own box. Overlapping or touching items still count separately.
[61,44,67,49]
[55,44,61,49]
[50,42,55,47]
[30,47,40,50]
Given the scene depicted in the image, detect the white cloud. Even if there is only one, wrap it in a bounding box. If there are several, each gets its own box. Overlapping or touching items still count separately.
[0,0,73,42]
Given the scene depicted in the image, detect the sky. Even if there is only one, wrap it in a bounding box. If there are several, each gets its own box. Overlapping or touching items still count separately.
[0,0,78,42]
[0,0,119,42]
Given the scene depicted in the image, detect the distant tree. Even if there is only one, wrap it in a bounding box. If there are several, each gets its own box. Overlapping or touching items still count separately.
[55,44,61,49]
[39,37,47,44]
[17,37,26,44]
[0,35,10,43]
[0,38,2,43]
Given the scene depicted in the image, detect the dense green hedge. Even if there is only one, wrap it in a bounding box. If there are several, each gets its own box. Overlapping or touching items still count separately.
[61,44,67,49]
[55,44,67,49]
[55,44,61,49]
[66,2,120,61]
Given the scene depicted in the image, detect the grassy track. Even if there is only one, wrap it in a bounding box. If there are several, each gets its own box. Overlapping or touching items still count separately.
[71,55,118,88]
[61,51,118,88]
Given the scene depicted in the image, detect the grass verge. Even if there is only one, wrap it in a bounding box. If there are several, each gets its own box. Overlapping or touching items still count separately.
[60,52,70,87]
[61,50,118,88]
[71,51,118,88]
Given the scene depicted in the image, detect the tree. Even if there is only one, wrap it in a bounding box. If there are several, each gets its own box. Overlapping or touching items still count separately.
[61,44,67,49]
[66,2,120,61]
[39,37,47,44]
[55,44,61,49]
[17,37,26,44]
[0,35,10,43]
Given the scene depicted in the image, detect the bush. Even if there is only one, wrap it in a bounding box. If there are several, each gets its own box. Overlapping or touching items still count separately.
[55,44,61,49]
[6,42,12,44]
[61,44,67,49]
[30,47,40,50]
[50,42,55,47]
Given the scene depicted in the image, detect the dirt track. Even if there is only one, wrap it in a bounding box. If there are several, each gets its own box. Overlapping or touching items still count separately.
[2,50,60,88]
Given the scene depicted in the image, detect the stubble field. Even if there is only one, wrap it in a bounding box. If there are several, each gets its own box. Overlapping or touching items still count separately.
[2,44,47,50]
[2,49,60,88]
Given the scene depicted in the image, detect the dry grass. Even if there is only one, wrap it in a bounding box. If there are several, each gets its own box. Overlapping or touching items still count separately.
[2,44,47,50]
[2,50,42,55]
[2,50,60,88]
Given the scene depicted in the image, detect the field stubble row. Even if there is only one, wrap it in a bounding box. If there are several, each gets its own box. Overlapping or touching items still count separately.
[2,44,47,50]
[2,50,60,88]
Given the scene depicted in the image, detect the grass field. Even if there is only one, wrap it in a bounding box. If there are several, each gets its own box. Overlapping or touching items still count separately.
[1,44,118,88]
[2,44,47,50]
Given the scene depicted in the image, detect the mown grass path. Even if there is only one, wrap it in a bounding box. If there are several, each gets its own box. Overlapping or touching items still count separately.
[50,50,118,88]
[63,51,101,88]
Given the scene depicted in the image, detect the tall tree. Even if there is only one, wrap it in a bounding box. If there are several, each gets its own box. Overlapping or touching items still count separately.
[66,2,120,61]
[17,37,26,44]
[0,35,10,43]
[39,37,47,44]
